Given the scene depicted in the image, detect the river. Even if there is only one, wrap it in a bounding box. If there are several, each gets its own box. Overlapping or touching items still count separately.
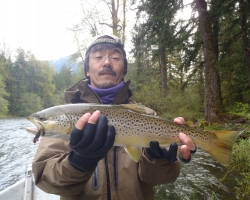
[0,118,238,199]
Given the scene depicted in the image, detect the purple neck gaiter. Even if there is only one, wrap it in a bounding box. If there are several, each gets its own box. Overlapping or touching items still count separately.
[89,81,125,104]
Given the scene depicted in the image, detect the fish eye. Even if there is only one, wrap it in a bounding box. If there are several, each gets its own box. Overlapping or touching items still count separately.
[39,116,47,121]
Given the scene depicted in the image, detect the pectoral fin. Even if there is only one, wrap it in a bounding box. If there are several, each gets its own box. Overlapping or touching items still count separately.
[124,146,142,162]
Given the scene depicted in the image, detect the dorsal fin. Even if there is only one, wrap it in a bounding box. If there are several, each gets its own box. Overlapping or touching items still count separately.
[120,104,147,114]
[184,121,195,128]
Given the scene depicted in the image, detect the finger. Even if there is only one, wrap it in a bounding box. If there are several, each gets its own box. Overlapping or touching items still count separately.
[180,145,191,160]
[179,132,196,151]
[72,123,96,149]
[86,115,108,151]
[163,142,178,162]
[150,141,164,157]
[70,127,84,146]
[173,117,185,124]
[99,125,116,153]
[190,143,197,154]
[88,110,101,124]
[182,157,191,163]
[75,112,91,130]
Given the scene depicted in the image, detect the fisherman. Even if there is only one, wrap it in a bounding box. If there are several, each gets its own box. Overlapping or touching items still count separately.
[32,34,196,200]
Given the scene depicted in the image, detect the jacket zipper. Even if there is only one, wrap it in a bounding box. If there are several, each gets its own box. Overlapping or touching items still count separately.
[105,155,111,200]
[85,86,112,199]
[92,165,100,190]
[112,80,131,104]
[113,147,118,190]
[86,85,126,198]
[87,85,103,103]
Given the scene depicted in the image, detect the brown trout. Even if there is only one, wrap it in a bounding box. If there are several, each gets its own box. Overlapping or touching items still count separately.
[26,103,239,166]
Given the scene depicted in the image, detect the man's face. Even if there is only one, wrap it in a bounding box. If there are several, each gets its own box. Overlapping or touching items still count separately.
[87,46,125,89]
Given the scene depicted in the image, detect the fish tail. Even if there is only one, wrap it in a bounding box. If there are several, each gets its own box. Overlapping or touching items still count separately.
[209,130,239,166]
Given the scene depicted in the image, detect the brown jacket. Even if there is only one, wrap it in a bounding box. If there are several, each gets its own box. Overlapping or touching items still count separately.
[32,79,181,200]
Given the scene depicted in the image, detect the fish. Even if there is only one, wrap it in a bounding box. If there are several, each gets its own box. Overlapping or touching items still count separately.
[26,103,239,166]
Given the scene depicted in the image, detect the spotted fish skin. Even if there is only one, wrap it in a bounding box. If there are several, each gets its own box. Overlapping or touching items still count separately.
[27,103,239,166]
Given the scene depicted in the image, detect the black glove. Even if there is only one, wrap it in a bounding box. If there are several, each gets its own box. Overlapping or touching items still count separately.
[68,115,116,172]
[145,141,178,163]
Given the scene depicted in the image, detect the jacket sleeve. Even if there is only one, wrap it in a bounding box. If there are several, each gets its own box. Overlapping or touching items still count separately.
[138,149,181,186]
[32,137,95,196]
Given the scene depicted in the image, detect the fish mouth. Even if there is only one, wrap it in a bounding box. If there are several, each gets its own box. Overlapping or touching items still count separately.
[27,116,45,143]
[26,127,39,134]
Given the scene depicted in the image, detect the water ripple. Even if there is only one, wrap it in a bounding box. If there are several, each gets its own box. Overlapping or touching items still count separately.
[0,118,38,191]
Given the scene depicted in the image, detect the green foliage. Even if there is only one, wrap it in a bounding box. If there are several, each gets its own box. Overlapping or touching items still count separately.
[217,0,250,106]
[131,77,203,120]
[0,96,9,117]
[221,139,250,199]
[0,46,84,117]
[233,139,250,199]
[50,92,65,106]
[232,139,250,172]
[4,48,58,115]
[54,65,75,91]
[0,57,9,116]
[131,0,250,122]
[0,0,250,123]
[236,102,250,116]
[236,172,250,199]
[16,92,43,116]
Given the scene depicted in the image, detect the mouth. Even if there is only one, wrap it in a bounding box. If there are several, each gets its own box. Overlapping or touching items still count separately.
[26,127,38,134]
[27,116,45,143]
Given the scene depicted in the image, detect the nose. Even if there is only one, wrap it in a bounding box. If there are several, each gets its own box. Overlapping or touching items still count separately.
[102,56,112,65]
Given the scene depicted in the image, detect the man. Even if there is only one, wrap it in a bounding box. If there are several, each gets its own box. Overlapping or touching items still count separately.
[32,34,196,200]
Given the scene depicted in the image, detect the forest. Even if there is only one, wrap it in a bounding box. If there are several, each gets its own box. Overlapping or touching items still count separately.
[0,0,250,198]
[0,0,249,122]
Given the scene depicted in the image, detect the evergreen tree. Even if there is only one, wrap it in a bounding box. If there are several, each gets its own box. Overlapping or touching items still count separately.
[16,92,43,116]
[0,58,9,116]
[195,0,223,121]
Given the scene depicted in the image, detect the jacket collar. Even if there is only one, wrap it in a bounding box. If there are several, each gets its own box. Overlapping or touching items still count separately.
[64,79,132,104]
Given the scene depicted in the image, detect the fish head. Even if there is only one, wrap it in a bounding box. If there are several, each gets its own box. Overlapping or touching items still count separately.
[26,106,72,140]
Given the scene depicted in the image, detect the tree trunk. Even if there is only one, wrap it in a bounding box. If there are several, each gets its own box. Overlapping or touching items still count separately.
[160,48,167,98]
[239,0,250,85]
[111,0,119,36]
[122,0,126,43]
[210,0,221,59]
[195,0,223,122]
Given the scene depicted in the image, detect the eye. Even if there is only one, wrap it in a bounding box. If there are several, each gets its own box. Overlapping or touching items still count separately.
[39,116,47,121]
[110,55,121,62]
[94,55,104,61]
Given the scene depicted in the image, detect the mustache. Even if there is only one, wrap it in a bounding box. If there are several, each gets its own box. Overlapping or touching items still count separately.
[98,68,117,76]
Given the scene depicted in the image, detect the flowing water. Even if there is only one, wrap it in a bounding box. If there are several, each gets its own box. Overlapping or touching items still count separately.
[0,118,38,191]
[0,118,238,199]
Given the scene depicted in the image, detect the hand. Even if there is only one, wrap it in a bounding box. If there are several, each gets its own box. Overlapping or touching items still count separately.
[145,117,196,163]
[145,141,178,163]
[68,110,116,171]
[174,117,197,163]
